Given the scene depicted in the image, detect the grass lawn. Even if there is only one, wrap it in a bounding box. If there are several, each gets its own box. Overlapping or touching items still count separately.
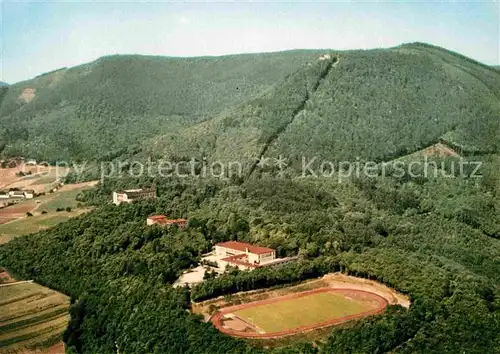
[30,175,57,185]
[233,292,371,333]
[0,282,69,350]
[37,189,87,213]
[0,209,89,244]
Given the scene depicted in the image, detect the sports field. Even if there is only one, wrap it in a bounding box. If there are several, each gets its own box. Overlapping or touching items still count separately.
[234,291,370,333]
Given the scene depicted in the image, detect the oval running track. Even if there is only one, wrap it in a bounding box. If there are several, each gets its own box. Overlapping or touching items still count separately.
[210,288,388,339]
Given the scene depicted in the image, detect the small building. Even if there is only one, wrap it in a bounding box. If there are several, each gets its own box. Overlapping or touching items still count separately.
[24,190,35,199]
[25,159,37,166]
[147,215,188,228]
[0,192,9,199]
[9,190,25,198]
[112,188,156,205]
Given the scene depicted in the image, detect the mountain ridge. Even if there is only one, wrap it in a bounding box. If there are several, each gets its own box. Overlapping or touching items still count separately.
[0,43,499,164]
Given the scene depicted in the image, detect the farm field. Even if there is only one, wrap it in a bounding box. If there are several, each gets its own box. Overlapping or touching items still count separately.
[234,291,371,333]
[0,181,97,244]
[0,209,89,244]
[0,281,69,352]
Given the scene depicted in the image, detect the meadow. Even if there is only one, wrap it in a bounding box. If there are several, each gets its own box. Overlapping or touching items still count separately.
[231,290,376,333]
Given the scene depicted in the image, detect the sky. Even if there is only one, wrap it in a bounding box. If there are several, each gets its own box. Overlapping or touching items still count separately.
[1,1,499,84]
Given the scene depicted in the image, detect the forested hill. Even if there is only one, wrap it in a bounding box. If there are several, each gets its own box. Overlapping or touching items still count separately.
[1,43,499,163]
[0,51,320,161]
[1,43,500,354]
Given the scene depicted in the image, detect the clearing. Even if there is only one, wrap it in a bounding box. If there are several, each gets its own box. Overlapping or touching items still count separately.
[0,209,89,244]
[211,288,386,338]
[0,163,68,193]
[196,273,409,341]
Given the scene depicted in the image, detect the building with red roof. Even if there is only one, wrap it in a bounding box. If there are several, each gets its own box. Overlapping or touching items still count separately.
[215,241,277,270]
[146,215,188,228]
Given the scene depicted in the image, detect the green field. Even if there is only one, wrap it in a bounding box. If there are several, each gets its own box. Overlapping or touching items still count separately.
[37,188,87,212]
[0,184,94,244]
[233,292,371,333]
[30,175,57,185]
[0,282,69,351]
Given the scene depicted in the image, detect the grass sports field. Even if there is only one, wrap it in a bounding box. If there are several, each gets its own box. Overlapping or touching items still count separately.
[211,288,388,338]
[0,282,69,352]
[234,292,370,333]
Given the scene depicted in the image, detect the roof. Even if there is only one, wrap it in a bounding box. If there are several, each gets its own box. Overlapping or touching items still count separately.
[23,190,35,194]
[165,219,187,224]
[116,188,154,194]
[148,215,167,220]
[216,241,274,255]
[148,215,187,225]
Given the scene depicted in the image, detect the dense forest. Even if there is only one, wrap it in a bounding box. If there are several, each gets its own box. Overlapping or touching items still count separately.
[0,43,499,353]
[0,51,320,161]
[1,43,499,164]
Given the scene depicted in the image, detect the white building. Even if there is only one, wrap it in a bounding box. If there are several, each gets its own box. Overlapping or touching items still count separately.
[215,241,295,271]
[112,188,156,205]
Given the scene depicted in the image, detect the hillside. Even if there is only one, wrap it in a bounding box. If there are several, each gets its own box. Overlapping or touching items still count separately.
[0,43,500,354]
[1,44,499,164]
[0,51,322,161]
[152,44,500,167]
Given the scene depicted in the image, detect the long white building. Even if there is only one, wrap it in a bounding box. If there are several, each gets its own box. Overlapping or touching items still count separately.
[215,241,295,271]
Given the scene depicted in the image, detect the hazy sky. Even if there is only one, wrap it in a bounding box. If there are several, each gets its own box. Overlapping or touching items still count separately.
[1,1,499,84]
